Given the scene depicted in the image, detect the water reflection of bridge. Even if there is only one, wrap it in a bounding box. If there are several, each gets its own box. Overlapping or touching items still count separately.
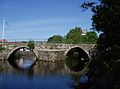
[0,60,86,76]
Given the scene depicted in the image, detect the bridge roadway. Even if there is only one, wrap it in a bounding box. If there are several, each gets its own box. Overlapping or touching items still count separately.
[0,42,95,61]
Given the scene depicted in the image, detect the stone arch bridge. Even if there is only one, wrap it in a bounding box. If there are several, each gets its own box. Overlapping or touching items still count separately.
[1,43,95,61]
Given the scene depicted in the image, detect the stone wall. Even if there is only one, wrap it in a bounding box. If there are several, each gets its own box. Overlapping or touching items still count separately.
[37,49,65,61]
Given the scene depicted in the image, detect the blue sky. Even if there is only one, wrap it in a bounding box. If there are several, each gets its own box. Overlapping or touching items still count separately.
[0,0,96,41]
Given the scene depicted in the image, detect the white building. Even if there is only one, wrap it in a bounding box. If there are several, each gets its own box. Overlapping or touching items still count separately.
[82,29,87,35]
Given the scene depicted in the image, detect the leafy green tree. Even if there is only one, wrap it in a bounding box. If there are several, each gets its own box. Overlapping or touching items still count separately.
[86,31,98,43]
[27,40,35,50]
[65,27,82,44]
[81,0,120,88]
[81,0,120,71]
[92,0,120,72]
[81,35,87,43]
[47,35,64,43]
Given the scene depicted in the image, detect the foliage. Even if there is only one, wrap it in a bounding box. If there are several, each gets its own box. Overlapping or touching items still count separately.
[81,0,120,71]
[81,0,120,88]
[0,44,5,52]
[64,27,98,44]
[86,31,98,43]
[47,27,98,44]
[47,35,64,43]
[27,40,35,50]
[81,35,87,43]
[65,27,82,44]
[92,0,120,73]
[81,1,96,12]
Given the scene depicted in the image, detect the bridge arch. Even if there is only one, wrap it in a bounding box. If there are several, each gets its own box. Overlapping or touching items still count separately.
[7,46,37,59]
[65,46,91,60]
[65,46,91,72]
[7,46,37,69]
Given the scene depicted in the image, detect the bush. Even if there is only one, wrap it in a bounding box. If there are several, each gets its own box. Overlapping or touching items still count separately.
[27,40,35,50]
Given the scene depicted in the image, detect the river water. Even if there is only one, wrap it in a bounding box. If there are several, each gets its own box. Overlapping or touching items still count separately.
[0,56,89,89]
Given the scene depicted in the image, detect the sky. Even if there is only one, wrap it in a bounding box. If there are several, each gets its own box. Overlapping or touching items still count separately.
[0,0,96,41]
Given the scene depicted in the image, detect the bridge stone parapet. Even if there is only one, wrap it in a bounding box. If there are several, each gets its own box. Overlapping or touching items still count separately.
[35,44,95,56]
[35,43,95,51]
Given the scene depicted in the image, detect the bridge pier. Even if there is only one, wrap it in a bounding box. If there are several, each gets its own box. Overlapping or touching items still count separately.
[37,49,65,61]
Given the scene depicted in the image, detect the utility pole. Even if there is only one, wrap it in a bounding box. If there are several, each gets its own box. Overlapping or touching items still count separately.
[1,19,9,46]
[2,19,5,46]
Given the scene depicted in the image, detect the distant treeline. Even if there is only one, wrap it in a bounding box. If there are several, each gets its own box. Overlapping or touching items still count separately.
[47,27,98,44]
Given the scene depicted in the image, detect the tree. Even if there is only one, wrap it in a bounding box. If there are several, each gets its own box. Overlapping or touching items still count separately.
[27,40,35,50]
[65,27,82,44]
[86,31,98,43]
[81,0,120,88]
[80,31,98,43]
[81,0,120,71]
[81,35,87,43]
[92,0,120,72]
[47,35,64,43]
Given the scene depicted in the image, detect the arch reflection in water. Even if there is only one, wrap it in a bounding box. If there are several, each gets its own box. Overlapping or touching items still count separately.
[8,47,37,69]
[65,47,90,72]
[15,56,36,69]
